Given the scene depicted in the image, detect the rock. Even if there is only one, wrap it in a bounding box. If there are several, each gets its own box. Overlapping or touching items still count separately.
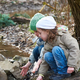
[13,55,23,66]
[11,16,30,24]
[0,59,19,71]
[18,31,24,37]
[34,0,42,5]
[0,54,6,61]
[0,59,24,79]
[13,55,29,66]
[8,59,15,63]
[13,55,22,60]
[15,27,20,32]
[0,68,7,80]
[18,0,26,3]
[10,65,23,80]
[21,56,29,63]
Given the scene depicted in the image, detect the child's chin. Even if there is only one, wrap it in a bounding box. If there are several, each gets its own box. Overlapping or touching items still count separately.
[43,39,47,41]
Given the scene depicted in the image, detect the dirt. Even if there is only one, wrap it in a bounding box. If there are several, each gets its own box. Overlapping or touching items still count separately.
[42,71,80,80]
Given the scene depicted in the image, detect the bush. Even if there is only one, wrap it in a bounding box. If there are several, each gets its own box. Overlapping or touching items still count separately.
[0,14,16,28]
[13,13,31,19]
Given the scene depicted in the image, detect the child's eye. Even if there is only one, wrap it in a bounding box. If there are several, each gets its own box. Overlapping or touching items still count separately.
[38,32,41,34]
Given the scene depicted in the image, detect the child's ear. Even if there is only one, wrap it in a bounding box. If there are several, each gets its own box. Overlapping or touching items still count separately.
[46,30,49,34]
[46,30,49,32]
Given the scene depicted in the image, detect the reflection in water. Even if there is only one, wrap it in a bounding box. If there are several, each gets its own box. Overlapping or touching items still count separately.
[0,41,29,58]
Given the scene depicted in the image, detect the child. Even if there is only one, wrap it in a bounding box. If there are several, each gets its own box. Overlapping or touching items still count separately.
[20,13,45,77]
[30,13,80,80]
[20,32,44,76]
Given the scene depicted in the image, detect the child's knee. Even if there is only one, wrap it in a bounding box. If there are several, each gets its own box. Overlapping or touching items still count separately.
[44,52,53,62]
[52,46,60,51]
[52,46,63,55]
[33,46,39,54]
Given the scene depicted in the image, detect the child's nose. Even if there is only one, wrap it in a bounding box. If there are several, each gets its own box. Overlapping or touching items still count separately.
[39,34,41,37]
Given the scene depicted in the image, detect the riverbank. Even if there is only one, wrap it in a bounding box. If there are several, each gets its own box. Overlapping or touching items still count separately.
[0,25,36,80]
[0,25,35,58]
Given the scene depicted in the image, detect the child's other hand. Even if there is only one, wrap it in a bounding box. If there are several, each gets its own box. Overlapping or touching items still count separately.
[20,66,29,76]
[67,67,74,73]
[36,75,43,80]
[32,59,42,73]
[32,64,39,73]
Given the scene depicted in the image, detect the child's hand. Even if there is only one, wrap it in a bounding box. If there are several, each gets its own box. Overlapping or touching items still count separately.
[67,67,74,73]
[36,75,43,80]
[20,66,29,76]
[32,59,42,73]
[32,64,39,73]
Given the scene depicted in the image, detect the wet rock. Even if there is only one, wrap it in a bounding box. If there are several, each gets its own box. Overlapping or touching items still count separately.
[13,55,23,66]
[13,55,29,66]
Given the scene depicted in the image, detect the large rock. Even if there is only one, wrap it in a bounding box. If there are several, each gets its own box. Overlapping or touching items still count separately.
[0,68,7,80]
[0,59,23,79]
[0,59,19,71]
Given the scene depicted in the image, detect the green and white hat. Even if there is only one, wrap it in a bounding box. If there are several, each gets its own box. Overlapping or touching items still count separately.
[29,13,45,31]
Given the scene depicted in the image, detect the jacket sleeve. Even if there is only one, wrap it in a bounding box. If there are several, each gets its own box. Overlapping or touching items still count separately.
[39,47,44,59]
[38,49,49,76]
[61,32,79,68]
[29,52,35,63]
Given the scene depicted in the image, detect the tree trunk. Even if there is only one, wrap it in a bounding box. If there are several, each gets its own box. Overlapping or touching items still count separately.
[68,0,80,38]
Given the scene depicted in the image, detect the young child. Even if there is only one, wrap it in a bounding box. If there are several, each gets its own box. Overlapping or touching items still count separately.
[20,13,45,76]
[30,13,80,80]
[20,32,44,76]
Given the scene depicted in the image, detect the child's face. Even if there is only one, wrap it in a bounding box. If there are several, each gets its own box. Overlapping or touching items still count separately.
[34,31,39,37]
[37,28,49,41]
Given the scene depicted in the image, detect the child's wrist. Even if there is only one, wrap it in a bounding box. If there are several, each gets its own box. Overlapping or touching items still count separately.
[24,64,29,68]
[39,74,44,77]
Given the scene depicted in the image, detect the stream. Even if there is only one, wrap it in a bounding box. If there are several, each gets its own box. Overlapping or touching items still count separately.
[0,40,29,58]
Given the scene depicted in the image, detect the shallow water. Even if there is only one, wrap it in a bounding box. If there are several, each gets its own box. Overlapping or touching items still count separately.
[0,41,29,58]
